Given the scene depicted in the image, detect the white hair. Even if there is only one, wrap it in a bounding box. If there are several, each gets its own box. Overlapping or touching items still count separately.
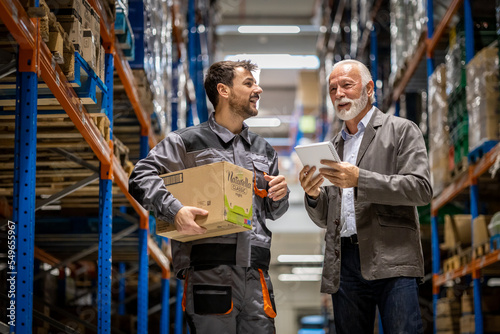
[332,59,376,104]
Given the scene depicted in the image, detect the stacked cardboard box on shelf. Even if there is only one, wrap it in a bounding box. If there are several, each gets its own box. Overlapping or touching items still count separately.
[428,64,452,196]
[466,46,499,152]
[441,215,493,272]
[45,0,105,81]
[460,290,500,333]
[436,295,461,334]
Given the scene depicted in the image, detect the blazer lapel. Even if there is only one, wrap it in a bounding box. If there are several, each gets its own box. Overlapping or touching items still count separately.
[355,108,383,166]
[333,133,344,160]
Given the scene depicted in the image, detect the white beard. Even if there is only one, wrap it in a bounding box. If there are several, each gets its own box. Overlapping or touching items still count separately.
[334,88,369,121]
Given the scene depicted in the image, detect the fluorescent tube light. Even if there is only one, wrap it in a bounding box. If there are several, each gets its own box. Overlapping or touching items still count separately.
[277,255,324,263]
[278,274,322,282]
[291,267,323,275]
[244,117,281,128]
[238,25,300,34]
[224,54,320,69]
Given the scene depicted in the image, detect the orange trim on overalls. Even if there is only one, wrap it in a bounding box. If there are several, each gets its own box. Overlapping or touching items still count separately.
[182,274,189,312]
[221,300,234,315]
[254,171,268,198]
[258,269,277,318]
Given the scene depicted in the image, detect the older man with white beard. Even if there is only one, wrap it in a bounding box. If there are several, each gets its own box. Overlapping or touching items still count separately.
[298,59,432,334]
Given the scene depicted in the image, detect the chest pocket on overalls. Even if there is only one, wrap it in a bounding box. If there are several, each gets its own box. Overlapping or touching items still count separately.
[252,158,270,198]
[194,148,226,166]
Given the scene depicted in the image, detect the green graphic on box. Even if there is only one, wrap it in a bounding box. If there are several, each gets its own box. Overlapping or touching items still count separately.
[225,195,253,229]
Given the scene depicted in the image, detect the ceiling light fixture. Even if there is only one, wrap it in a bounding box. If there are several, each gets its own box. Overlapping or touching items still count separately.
[244,117,281,128]
[278,274,322,282]
[224,54,320,69]
[291,267,323,275]
[237,25,300,34]
[277,255,324,263]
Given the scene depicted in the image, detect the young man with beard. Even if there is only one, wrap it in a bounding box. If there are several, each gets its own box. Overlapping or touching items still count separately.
[129,60,289,333]
[298,59,432,333]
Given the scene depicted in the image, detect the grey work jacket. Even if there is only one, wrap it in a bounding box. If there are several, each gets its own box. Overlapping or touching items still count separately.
[129,113,289,277]
[305,108,433,294]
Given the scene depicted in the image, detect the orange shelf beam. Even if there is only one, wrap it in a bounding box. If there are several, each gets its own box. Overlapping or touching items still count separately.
[431,171,470,215]
[112,155,148,220]
[0,0,36,51]
[391,33,427,102]
[472,143,500,179]
[40,44,112,165]
[427,0,464,56]
[114,47,158,147]
[434,249,500,287]
[434,263,473,287]
[1,0,112,165]
[148,236,171,277]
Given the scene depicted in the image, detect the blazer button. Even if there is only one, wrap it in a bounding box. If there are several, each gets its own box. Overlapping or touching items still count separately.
[334,219,340,226]
[334,250,339,257]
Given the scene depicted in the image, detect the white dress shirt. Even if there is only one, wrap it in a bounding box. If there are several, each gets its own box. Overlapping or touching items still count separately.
[339,107,375,237]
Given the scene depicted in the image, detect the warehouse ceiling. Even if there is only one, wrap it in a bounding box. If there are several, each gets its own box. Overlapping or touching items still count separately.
[214,0,324,142]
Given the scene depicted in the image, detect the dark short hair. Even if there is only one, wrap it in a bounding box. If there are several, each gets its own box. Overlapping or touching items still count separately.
[204,60,258,109]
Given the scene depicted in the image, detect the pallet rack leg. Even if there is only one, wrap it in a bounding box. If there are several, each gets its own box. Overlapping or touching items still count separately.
[12,62,39,334]
[470,180,484,334]
[187,0,208,124]
[175,279,184,334]
[160,265,171,334]
[98,164,113,333]
[431,215,440,334]
[138,134,150,333]
[138,227,149,333]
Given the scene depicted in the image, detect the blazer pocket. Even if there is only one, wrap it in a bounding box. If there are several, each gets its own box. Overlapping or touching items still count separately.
[375,206,417,230]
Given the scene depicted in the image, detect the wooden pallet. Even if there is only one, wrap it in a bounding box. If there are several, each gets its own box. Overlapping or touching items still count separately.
[473,242,491,259]
[443,247,472,272]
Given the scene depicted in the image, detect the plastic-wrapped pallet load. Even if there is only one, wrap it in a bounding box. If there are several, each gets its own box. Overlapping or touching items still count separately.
[466,46,499,152]
[428,64,451,196]
[389,0,427,84]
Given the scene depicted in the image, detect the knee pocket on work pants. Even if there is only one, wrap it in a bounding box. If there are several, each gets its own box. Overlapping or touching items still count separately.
[185,266,233,316]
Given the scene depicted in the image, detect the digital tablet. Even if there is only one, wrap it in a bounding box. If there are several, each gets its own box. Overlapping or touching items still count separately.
[294,141,341,186]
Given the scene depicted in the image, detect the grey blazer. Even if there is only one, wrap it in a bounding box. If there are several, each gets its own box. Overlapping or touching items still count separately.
[305,107,433,294]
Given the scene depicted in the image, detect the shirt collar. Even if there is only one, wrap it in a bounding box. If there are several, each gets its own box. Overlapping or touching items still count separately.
[341,106,375,140]
[208,112,251,144]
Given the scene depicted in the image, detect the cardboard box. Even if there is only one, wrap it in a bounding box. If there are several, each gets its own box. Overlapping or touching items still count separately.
[442,215,472,251]
[157,162,254,242]
[46,0,82,23]
[81,29,96,72]
[473,215,493,246]
[58,15,82,51]
[460,314,500,333]
[99,45,105,82]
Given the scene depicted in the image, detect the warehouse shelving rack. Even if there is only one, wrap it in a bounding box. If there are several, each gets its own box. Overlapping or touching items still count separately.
[0,0,172,333]
[387,0,500,333]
